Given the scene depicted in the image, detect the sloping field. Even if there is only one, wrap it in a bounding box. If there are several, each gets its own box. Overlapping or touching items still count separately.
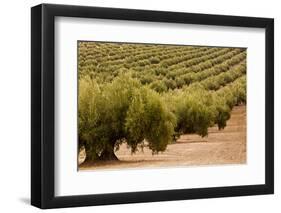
[78,42,247,170]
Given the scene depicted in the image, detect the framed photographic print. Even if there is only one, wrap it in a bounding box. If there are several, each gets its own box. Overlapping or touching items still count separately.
[31,3,274,209]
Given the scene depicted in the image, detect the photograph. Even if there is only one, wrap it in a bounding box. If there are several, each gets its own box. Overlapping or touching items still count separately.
[29,2,274,209]
[78,41,247,171]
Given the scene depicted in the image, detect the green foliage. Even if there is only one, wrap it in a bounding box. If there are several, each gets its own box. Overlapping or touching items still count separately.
[211,95,231,130]
[79,74,176,160]
[140,75,154,84]
[173,87,215,137]
[78,76,101,160]
[163,78,177,90]
[150,57,160,64]
[78,42,247,161]
[149,81,168,93]
[125,87,175,153]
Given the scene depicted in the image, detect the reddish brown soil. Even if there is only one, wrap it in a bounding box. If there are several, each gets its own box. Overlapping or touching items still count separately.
[79,105,246,171]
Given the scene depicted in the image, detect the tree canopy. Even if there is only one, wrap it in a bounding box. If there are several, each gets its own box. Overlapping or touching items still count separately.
[79,74,175,161]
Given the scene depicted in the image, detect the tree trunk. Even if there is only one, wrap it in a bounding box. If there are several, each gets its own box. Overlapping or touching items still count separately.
[82,144,99,164]
[98,148,118,161]
[82,143,119,164]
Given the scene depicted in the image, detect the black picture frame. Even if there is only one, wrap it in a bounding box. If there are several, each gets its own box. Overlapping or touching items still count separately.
[31,3,274,209]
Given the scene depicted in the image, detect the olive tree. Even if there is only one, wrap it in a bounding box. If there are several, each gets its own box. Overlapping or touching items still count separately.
[79,74,175,162]
[170,85,214,137]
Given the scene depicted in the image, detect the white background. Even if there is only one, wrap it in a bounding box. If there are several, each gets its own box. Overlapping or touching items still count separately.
[55,17,265,196]
[0,0,279,212]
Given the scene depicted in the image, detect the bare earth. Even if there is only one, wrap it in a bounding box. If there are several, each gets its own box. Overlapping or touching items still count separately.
[79,105,246,171]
